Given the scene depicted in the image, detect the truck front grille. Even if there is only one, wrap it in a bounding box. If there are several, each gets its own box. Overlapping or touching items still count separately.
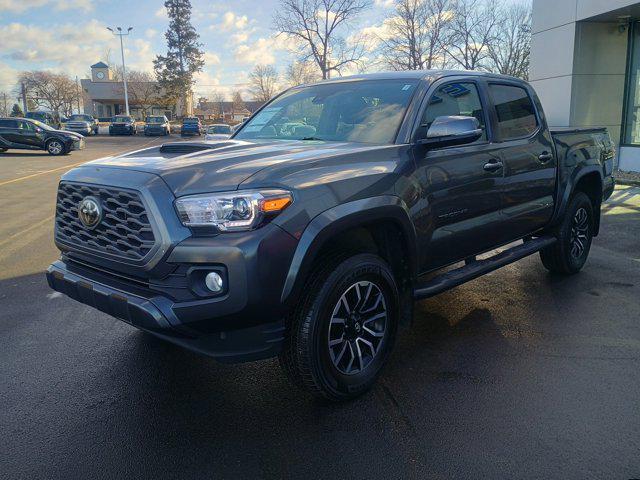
[55,182,156,262]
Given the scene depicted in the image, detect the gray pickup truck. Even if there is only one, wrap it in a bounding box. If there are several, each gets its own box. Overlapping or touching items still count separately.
[47,71,615,400]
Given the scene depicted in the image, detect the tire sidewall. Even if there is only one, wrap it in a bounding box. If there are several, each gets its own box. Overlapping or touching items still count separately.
[46,139,65,156]
[561,192,594,272]
[306,254,399,399]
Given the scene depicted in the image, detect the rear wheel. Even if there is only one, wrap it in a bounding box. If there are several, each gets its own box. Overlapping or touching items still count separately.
[279,253,399,401]
[0,147,7,153]
[46,139,65,156]
[540,191,594,274]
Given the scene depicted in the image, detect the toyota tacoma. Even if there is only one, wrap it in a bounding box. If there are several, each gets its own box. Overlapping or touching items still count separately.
[47,71,615,400]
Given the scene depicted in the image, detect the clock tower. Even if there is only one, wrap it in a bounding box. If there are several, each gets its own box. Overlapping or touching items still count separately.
[91,61,112,82]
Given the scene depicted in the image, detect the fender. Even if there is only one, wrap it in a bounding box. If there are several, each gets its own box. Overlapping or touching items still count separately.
[280,195,417,305]
[549,164,603,230]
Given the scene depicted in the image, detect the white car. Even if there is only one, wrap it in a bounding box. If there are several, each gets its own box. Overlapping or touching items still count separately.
[204,124,232,140]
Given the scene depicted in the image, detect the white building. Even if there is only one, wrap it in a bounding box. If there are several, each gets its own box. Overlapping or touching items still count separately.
[530,0,640,172]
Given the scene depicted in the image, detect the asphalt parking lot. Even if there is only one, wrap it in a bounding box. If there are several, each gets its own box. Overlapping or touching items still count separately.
[1,136,639,479]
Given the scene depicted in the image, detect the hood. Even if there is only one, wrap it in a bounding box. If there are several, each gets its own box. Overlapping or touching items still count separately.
[204,133,231,140]
[80,139,389,196]
[53,129,83,139]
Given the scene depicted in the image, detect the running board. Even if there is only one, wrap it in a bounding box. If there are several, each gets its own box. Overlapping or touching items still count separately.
[413,236,557,300]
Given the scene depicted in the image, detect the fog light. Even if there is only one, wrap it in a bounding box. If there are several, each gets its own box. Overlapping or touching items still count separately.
[205,272,223,292]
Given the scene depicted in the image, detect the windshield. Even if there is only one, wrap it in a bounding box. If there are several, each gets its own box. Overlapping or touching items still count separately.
[147,117,165,123]
[69,115,92,121]
[183,118,199,124]
[207,125,231,134]
[26,112,47,120]
[113,116,132,122]
[31,119,55,131]
[235,79,418,144]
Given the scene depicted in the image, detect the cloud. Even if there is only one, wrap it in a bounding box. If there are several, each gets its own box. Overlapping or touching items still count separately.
[374,0,394,7]
[145,28,158,39]
[0,20,157,80]
[203,52,221,66]
[55,0,93,12]
[235,37,283,65]
[218,11,249,31]
[0,0,92,12]
[155,6,167,18]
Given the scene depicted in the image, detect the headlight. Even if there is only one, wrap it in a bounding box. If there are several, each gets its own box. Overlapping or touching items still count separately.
[175,189,293,231]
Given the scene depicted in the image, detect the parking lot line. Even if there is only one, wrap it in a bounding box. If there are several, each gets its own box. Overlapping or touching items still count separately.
[0,137,164,188]
[0,214,54,249]
[0,162,87,187]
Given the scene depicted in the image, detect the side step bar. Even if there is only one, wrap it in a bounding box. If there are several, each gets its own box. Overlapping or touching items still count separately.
[413,236,557,300]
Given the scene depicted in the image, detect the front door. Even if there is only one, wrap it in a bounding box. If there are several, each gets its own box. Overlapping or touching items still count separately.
[16,120,46,148]
[487,82,557,239]
[411,80,507,272]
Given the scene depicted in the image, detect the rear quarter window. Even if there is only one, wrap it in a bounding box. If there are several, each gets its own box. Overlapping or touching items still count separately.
[489,84,538,140]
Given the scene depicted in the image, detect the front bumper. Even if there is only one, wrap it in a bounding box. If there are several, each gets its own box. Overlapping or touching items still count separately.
[71,138,85,150]
[66,126,92,135]
[110,125,135,134]
[47,222,298,363]
[144,126,167,135]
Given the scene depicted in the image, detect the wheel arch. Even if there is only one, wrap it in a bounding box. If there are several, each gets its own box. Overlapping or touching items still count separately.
[280,195,418,307]
[552,166,603,235]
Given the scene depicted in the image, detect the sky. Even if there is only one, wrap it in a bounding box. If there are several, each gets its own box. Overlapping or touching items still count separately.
[0,0,527,100]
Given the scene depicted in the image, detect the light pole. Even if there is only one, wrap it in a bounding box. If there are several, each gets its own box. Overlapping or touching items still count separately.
[107,26,133,116]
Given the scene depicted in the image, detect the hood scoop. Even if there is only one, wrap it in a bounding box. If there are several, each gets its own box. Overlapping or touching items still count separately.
[159,142,218,154]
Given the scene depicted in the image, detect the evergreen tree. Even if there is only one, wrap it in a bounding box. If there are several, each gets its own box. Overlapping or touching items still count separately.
[153,0,204,114]
[10,103,23,117]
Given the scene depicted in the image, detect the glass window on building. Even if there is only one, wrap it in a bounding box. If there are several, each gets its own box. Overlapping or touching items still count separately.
[625,22,640,145]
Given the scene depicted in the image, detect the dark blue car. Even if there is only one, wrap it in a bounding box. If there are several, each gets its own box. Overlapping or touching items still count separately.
[180,117,202,137]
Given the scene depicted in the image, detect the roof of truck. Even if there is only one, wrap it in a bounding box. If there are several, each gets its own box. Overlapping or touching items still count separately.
[306,70,525,85]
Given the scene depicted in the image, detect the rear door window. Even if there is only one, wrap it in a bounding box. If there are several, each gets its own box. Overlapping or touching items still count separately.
[421,82,487,142]
[489,84,538,140]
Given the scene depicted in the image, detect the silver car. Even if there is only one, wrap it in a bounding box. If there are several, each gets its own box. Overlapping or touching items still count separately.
[204,124,232,141]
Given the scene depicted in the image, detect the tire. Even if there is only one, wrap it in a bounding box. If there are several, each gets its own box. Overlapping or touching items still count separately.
[279,253,399,401]
[46,138,65,156]
[540,191,594,274]
[0,147,7,153]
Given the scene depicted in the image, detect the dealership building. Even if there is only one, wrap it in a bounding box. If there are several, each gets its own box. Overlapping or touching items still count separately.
[531,0,640,171]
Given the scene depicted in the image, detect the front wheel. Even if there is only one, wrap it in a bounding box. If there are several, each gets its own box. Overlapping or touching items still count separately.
[540,191,594,274]
[46,139,65,156]
[279,253,399,401]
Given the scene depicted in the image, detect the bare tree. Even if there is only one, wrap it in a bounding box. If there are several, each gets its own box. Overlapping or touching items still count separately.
[18,71,77,115]
[210,90,226,120]
[486,2,531,79]
[249,65,280,102]
[441,0,501,70]
[379,0,454,71]
[121,70,162,118]
[286,61,321,87]
[273,0,371,79]
[232,91,246,115]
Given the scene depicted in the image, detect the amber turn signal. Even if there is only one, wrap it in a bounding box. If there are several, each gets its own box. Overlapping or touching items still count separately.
[260,196,292,213]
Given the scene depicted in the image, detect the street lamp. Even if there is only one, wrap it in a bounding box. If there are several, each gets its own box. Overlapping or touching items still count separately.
[107,26,133,116]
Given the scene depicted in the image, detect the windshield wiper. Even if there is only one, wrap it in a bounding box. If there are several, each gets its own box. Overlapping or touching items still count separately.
[300,136,324,141]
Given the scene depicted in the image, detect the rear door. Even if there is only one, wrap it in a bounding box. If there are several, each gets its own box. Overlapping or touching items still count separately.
[411,78,508,272]
[0,119,19,147]
[487,82,556,238]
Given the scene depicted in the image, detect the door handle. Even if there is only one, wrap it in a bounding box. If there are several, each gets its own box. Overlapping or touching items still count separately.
[483,160,503,172]
[538,151,553,163]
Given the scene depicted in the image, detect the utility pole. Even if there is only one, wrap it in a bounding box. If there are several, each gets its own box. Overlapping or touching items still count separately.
[107,26,133,116]
[75,76,81,113]
[1,92,7,117]
[20,82,28,114]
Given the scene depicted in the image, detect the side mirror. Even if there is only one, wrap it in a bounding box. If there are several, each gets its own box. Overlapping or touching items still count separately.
[35,127,43,133]
[417,115,483,148]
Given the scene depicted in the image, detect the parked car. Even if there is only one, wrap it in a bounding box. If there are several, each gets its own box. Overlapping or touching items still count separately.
[0,117,84,155]
[143,116,170,136]
[109,115,136,135]
[47,71,615,401]
[26,111,60,129]
[204,123,232,140]
[65,114,99,136]
[180,117,202,136]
